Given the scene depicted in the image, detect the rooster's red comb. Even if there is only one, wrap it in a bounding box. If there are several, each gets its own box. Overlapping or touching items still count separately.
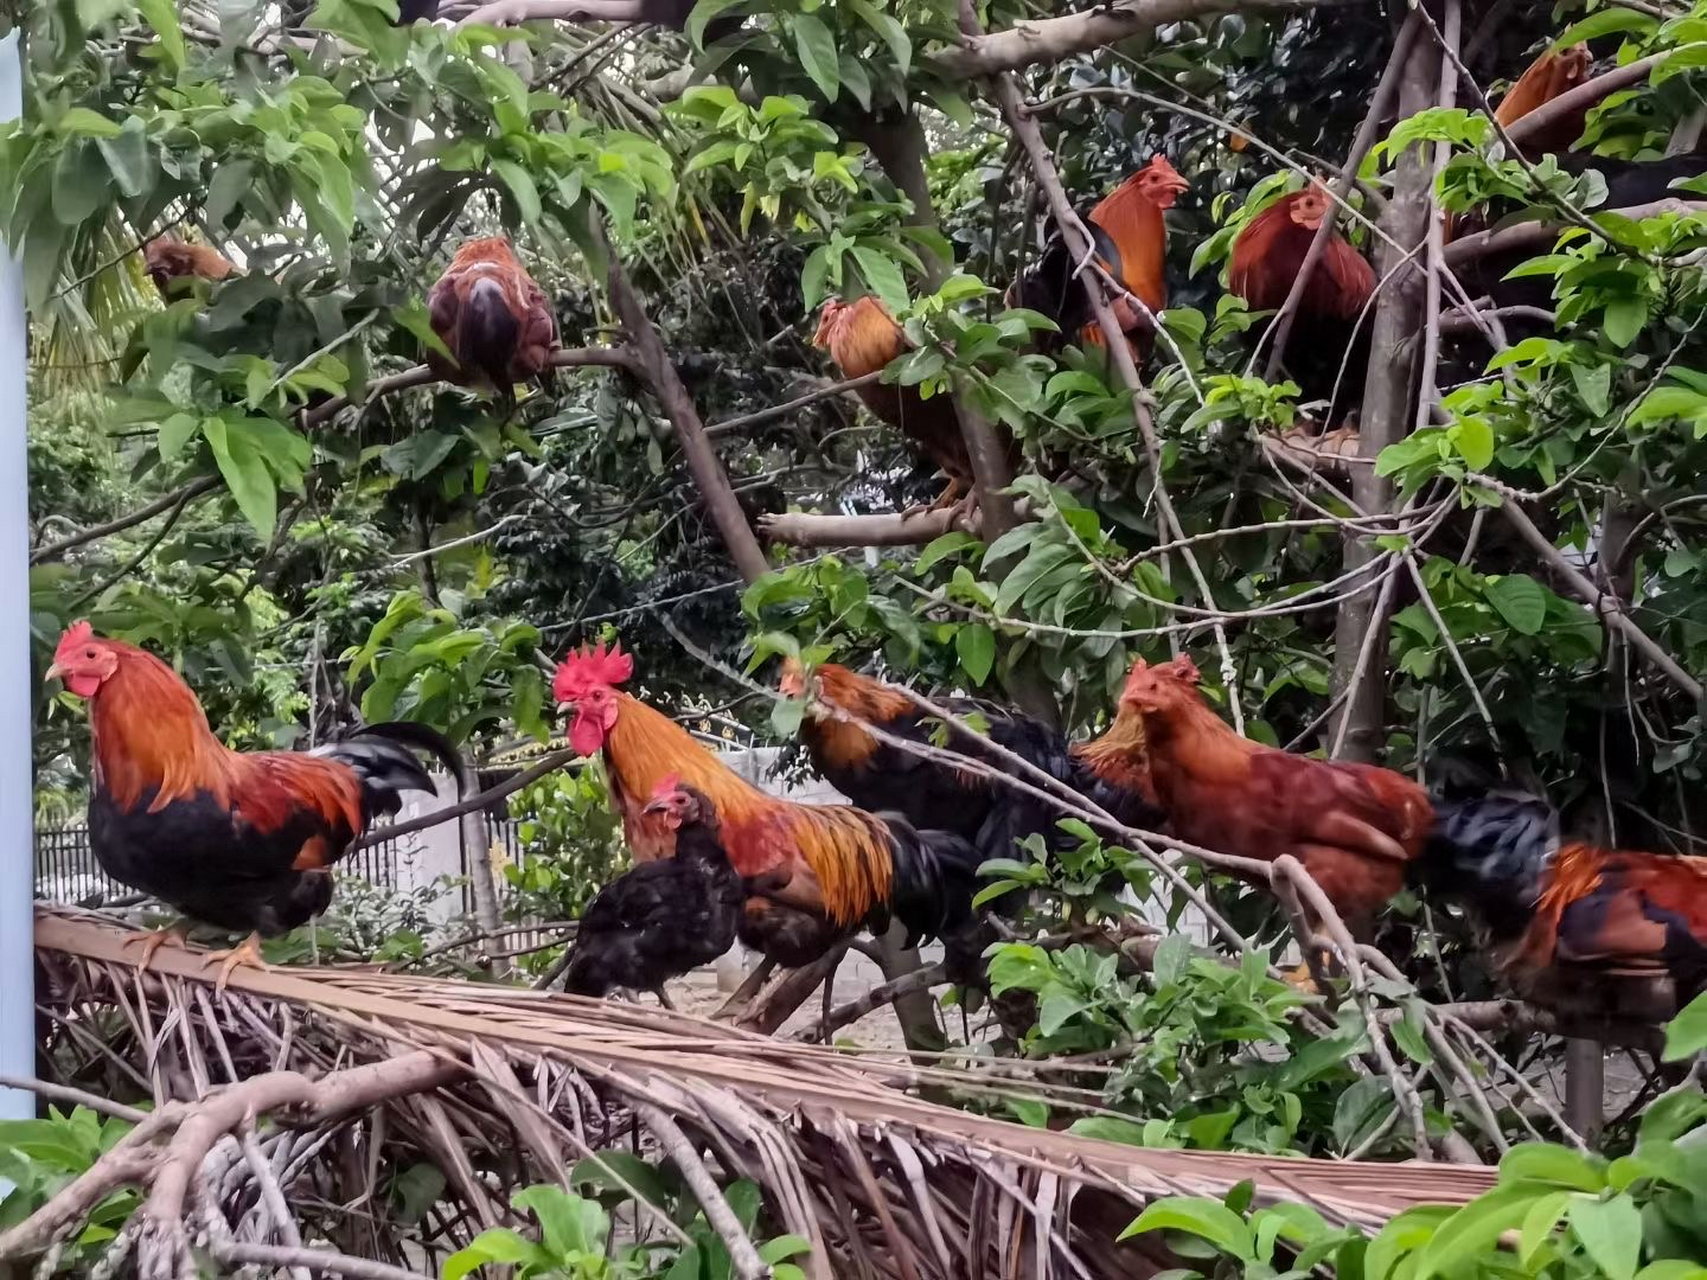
[552,639,633,701]
[54,620,96,660]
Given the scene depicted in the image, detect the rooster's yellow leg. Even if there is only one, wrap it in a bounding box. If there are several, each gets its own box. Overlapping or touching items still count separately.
[121,920,191,975]
[204,933,269,995]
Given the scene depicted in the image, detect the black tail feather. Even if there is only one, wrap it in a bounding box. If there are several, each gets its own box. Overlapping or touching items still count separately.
[314,721,467,821]
[1423,791,1559,939]
[880,816,984,948]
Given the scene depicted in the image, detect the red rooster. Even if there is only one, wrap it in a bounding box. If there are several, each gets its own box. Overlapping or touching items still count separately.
[1114,655,1431,970]
[552,641,982,965]
[1229,183,1376,428]
[779,658,1160,863]
[425,237,558,392]
[1494,43,1592,153]
[144,236,235,299]
[1009,154,1191,361]
[1428,794,1707,1021]
[812,296,997,513]
[46,622,455,988]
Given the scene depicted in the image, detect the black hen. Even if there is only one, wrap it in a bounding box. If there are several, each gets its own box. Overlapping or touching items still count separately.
[564,784,744,1003]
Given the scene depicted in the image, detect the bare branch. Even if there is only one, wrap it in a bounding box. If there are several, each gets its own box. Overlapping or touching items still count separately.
[759,506,979,548]
[30,477,221,566]
[705,373,881,438]
[352,748,580,850]
[928,0,1343,80]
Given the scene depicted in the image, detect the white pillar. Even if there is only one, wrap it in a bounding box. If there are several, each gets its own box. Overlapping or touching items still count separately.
[0,28,34,1120]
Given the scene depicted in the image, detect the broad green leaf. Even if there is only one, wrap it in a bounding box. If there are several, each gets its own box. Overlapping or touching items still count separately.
[95,119,152,200]
[1454,417,1494,470]
[1412,1187,1548,1280]
[1603,296,1647,348]
[56,108,120,138]
[51,144,109,226]
[1517,1188,1571,1264]
[442,1228,547,1280]
[155,413,200,460]
[1501,1143,1606,1193]
[1567,1194,1641,1280]
[202,416,279,537]
[1663,990,1707,1061]
[955,623,994,684]
[1570,361,1611,416]
[1120,1197,1254,1260]
[850,246,908,312]
[1557,7,1657,44]
[137,0,187,69]
[491,158,542,225]
[1485,574,1547,636]
[791,14,840,103]
[848,0,910,71]
[686,0,746,47]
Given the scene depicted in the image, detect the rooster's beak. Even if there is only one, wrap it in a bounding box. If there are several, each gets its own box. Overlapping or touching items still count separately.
[642,798,669,816]
[43,662,64,685]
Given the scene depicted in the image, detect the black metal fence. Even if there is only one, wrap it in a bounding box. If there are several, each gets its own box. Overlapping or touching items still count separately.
[34,814,523,913]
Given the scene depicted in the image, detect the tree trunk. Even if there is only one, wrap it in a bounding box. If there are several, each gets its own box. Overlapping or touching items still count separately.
[1329,29,1438,762]
[601,222,771,585]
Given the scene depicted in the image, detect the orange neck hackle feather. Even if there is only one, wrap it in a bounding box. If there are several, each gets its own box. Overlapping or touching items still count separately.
[1086,156,1188,313]
[802,663,914,771]
[1230,190,1375,319]
[813,296,907,379]
[1495,44,1591,128]
[602,692,891,926]
[1073,711,1157,805]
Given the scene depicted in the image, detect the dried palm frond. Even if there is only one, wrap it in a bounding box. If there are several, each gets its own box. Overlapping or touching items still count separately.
[21,906,1501,1279]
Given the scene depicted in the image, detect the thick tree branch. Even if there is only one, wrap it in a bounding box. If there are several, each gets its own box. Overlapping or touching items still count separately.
[928,0,1341,79]
[600,225,771,585]
[1442,198,1707,270]
[704,373,881,437]
[31,477,221,565]
[759,506,979,548]
[1503,52,1671,150]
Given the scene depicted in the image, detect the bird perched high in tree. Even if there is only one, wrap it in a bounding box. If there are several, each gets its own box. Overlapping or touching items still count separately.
[563,778,745,1006]
[1009,154,1191,362]
[1112,654,1432,977]
[46,622,455,988]
[551,640,982,965]
[1426,793,1707,1022]
[778,658,1160,865]
[144,235,235,299]
[1494,43,1592,154]
[812,296,1005,515]
[426,237,559,393]
[1229,183,1377,429]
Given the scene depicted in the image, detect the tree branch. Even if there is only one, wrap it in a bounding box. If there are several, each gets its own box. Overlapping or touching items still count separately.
[1503,52,1671,150]
[704,373,881,438]
[351,748,580,851]
[758,506,979,549]
[928,0,1342,79]
[30,477,222,565]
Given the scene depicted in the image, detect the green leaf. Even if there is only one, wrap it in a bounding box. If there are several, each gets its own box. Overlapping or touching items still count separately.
[1663,991,1707,1061]
[443,1228,547,1280]
[1500,1143,1606,1193]
[96,119,152,199]
[1568,1194,1641,1280]
[1037,990,1088,1035]
[848,0,910,71]
[1603,296,1647,348]
[205,161,254,230]
[791,14,840,103]
[1516,1189,1571,1264]
[155,413,200,460]
[137,0,187,69]
[850,245,908,312]
[914,531,978,575]
[51,144,109,226]
[202,416,279,537]
[686,0,746,46]
[490,158,542,225]
[1630,385,1707,428]
[1120,1197,1254,1260]
[1485,574,1547,636]
[1569,361,1611,416]
[1557,7,1657,43]
[1151,934,1191,988]
[56,108,120,138]
[513,1185,606,1260]
[1412,1187,1544,1280]
[955,623,995,684]
[1454,417,1494,470]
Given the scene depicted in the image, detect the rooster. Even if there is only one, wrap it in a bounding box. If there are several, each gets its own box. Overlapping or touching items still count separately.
[1114,654,1431,975]
[563,779,744,1005]
[1228,183,1376,429]
[812,296,1000,514]
[1494,43,1592,154]
[425,237,559,393]
[144,236,235,299]
[1427,793,1707,1021]
[1009,154,1191,362]
[46,621,454,989]
[779,658,1160,863]
[551,640,983,964]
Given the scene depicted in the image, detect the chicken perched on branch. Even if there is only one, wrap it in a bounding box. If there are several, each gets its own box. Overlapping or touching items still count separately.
[47,622,455,989]
[779,658,1160,864]
[1427,794,1707,1021]
[813,296,1011,515]
[1229,183,1376,429]
[552,641,982,965]
[563,779,744,1005]
[1008,154,1191,361]
[1114,655,1431,970]
[144,236,235,299]
[1495,43,1592,154]
[426,237,558,393]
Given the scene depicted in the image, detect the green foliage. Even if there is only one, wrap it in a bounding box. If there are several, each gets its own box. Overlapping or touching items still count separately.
[0,1107,140,1268]
[503,766,629,931]
[1123,1082,1707,1279]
